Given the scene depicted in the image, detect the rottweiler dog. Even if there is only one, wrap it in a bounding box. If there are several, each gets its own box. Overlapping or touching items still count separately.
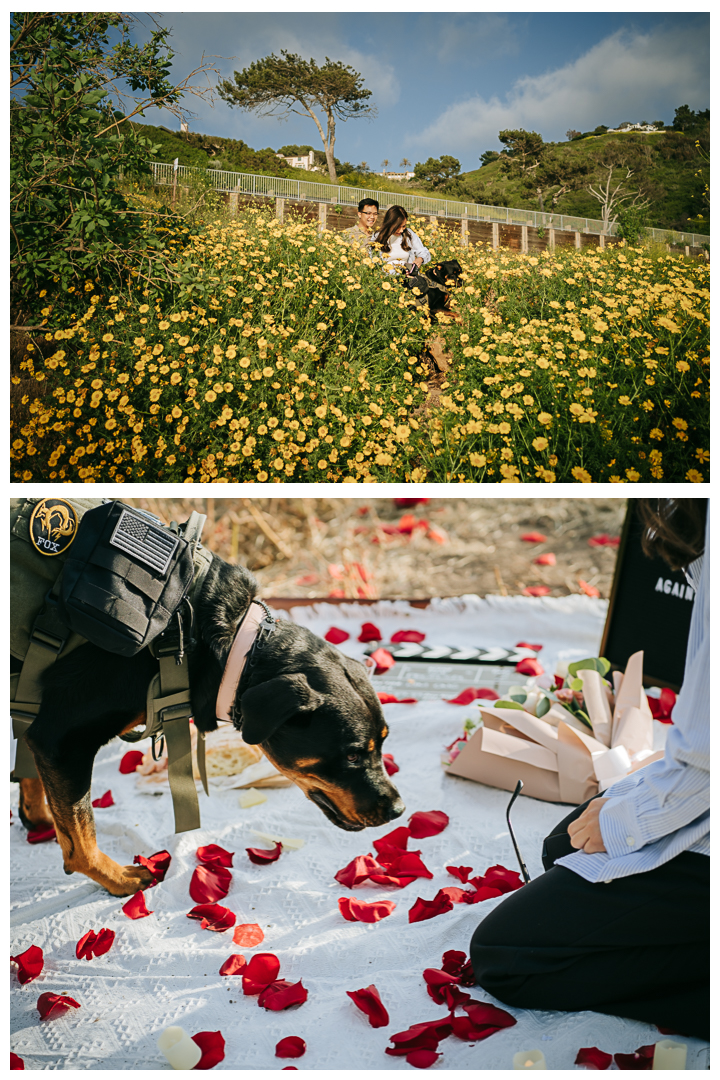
[15,556,404,896]
[405,259,463,321]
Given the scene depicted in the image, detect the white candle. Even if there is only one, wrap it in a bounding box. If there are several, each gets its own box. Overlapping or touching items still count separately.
[652,1039,687,1070]
[513,1049,546,1069]
[157,1026,202,1069]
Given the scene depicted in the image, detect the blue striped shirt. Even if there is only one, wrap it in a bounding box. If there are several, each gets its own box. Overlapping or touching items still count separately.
[557,517,709,883]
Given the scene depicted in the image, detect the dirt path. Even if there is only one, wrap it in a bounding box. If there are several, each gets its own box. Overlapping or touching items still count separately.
[127,497,626,600]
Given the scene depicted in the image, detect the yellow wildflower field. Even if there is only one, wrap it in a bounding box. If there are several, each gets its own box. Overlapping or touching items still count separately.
[12,208,709,483]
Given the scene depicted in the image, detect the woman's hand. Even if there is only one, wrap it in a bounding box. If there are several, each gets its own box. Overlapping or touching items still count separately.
[414,256,423,268]
[567,797,609,853]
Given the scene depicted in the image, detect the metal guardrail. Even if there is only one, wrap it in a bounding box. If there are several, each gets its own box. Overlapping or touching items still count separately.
[150,161,709,249]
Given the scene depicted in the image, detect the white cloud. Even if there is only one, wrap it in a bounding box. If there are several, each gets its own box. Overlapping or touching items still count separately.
[407,22,708,157]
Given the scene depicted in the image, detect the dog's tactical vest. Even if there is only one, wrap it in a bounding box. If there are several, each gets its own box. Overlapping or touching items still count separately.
[10,498,213,833]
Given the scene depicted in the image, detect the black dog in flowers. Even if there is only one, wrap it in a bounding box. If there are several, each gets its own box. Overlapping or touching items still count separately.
[404,260,464,322]
[15,540,404,896]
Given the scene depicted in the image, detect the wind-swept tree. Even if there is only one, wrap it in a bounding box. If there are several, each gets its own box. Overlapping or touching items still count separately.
[217,51,375,183]
[587,162,650,231]
[413,155,461,189]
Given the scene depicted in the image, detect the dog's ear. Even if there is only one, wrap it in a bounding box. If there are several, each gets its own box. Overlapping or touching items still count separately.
[237,673,324,744]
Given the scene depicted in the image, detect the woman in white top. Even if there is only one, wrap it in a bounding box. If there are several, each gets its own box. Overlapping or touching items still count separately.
[372,205,430,274]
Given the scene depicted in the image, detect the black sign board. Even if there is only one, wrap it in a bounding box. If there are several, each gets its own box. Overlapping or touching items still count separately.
[600,499,706,690]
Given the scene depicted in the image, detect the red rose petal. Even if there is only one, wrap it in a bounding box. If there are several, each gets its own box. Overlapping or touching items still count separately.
[444,687,499,705]
[394,497,430,508]
[190,864,232,904]
[451,1015,500,1041]
[219,954,247,976]
[242,952,281,995]
[325,626,350,644]
[282,1068,298,1070]
[462,885,504,904]
[523,585,551,597]
[383,853,433,879]
[296,573,319,586]
[479,864,524,894]
[119,750,144,774]
[613,1045,655,1070]
[338,897,396,923]
[133,849,171,884]
[648,688,676,723]
[369,648,395,675]
[378,695,417,706]
[588,534,620,548]
[37,992,81,1020]
[10,945,43,985]
[408,894,454,923]
[407,1049,440,1068]
[441,950,474,984]
[382,753,400,775]
[191,1030,225,1070]
[197,844,234,869]
[447,865,473,884]
[408,810,449,838]
[390,630,426,643]
[10,1053,24,1069]
[91,790,114,808]
[521,532,547,543]
[276,1036,306,1059]
[578,579,601,598]
[374,826,410,852]
[246,842,282,865]
[386,1019,452,1055]
[122,891,152,919]
[423,968,461,1005]
[463,1001,517,1031]
[76,929,115,961]
[575,1046,613,1069]
[334,853,385,887]
[233,923,264,948]
[187,903,235,932]
[27,825,56,844]
[347,983,390,1028]
[516,641,544,652]
[258,979,308,1011]
[515,657,544,676]
[358,622,382,643]
[533,553,556,566]
[436,886,466,904]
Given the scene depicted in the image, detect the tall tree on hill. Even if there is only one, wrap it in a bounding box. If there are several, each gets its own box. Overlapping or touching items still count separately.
[217,51,375,184]
[498,129,545,173]
[497,130,587,214]
[586,162,650,231]
[413,155,461,189]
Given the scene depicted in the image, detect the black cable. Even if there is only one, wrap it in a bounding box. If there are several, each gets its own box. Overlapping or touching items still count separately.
[506,780,532,883]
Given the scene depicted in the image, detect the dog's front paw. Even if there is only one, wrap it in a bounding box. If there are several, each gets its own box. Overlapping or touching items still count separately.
[83,854,157,897]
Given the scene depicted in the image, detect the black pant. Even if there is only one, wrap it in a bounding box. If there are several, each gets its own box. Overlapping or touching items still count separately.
[470,799,710,1040]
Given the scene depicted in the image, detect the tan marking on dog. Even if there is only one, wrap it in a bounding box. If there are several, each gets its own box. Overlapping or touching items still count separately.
[381,726,388,739]
[367,738,375,753]
[18,777,54,830]
[295,756,322,768]
[120,711,147,737]
[261,750,366,825]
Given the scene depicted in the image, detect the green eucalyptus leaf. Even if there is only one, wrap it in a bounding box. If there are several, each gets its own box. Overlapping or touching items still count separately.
[536,695,551,717]
[494,700,525,711]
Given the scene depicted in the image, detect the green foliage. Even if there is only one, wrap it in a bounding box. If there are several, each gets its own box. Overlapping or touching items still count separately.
[672,105,710,136]
[567,658,611,678]
[413,155,462,189]
[9,12,214,310]
[615,204,648,244]
[217,50,375,183]
[498,129,545,171]
[126,122,209,168]
[479,150,501,166]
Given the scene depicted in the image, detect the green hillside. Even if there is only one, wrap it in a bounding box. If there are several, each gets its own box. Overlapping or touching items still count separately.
[132,119,708,235]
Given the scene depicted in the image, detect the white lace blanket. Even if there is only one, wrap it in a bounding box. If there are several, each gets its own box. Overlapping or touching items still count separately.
[10,596,709,1069]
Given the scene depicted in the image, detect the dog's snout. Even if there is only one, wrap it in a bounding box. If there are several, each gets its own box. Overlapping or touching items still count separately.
[388,796,405,820]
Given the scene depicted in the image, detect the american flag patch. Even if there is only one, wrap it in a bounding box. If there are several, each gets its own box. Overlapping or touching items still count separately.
[109,510,179,574]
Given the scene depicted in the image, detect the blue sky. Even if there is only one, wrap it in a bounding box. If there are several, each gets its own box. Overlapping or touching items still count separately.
[128,11,709,172]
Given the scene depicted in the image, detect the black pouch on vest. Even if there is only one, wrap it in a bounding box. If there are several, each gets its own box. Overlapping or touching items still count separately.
[56,502,195,656]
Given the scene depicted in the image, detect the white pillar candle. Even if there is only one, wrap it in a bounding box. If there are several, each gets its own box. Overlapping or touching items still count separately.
[652,1039,687,1070]
[157,1026,202,1070]
[513,1049,546,1069]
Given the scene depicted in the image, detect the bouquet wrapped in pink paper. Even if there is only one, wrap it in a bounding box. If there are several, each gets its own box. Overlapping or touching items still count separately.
[443,651,662,804]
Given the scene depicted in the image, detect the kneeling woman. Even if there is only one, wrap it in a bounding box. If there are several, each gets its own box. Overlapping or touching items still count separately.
[470,498,709,1041]
[372,205,430,274]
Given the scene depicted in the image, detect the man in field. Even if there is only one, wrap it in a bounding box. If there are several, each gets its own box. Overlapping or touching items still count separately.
[343,198,379,251]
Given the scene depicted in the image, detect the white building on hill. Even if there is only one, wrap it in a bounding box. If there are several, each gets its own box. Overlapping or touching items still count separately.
[276,150,320,171]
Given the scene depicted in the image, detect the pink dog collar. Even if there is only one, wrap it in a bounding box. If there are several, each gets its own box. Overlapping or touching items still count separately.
[215,601,266,722]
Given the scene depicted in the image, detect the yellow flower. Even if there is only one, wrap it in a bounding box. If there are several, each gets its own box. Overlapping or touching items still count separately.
[672,418,688,431]
[469,453,486,467]
[571,466,592,483]
[532,437,548,451]
[205,390,217,402]
[317,459,328,469]
[571,329,586,342]
[91,379,103,390]
[569,403,585,416]
[102,333,114,342]
[257,471,268,481]
[159,321,170,330]
[170,372,182,385]
[381,282,392,291]
[178,336,190,347]
[262,367,273,378]
[537,412,553,426]
[686,469,704,483]
[149,389,162,403]
[375,452,393,465]
[676,360,690,372]
[172,406,182,419]
[139,304,149,314]
[625,468,641,482]
[498,422,511,434]
[649,428,664,440]
[695,449,710,464]
[618,396,631,406]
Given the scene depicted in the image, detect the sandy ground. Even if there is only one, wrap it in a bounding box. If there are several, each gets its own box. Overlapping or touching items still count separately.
[126,497,626,601]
